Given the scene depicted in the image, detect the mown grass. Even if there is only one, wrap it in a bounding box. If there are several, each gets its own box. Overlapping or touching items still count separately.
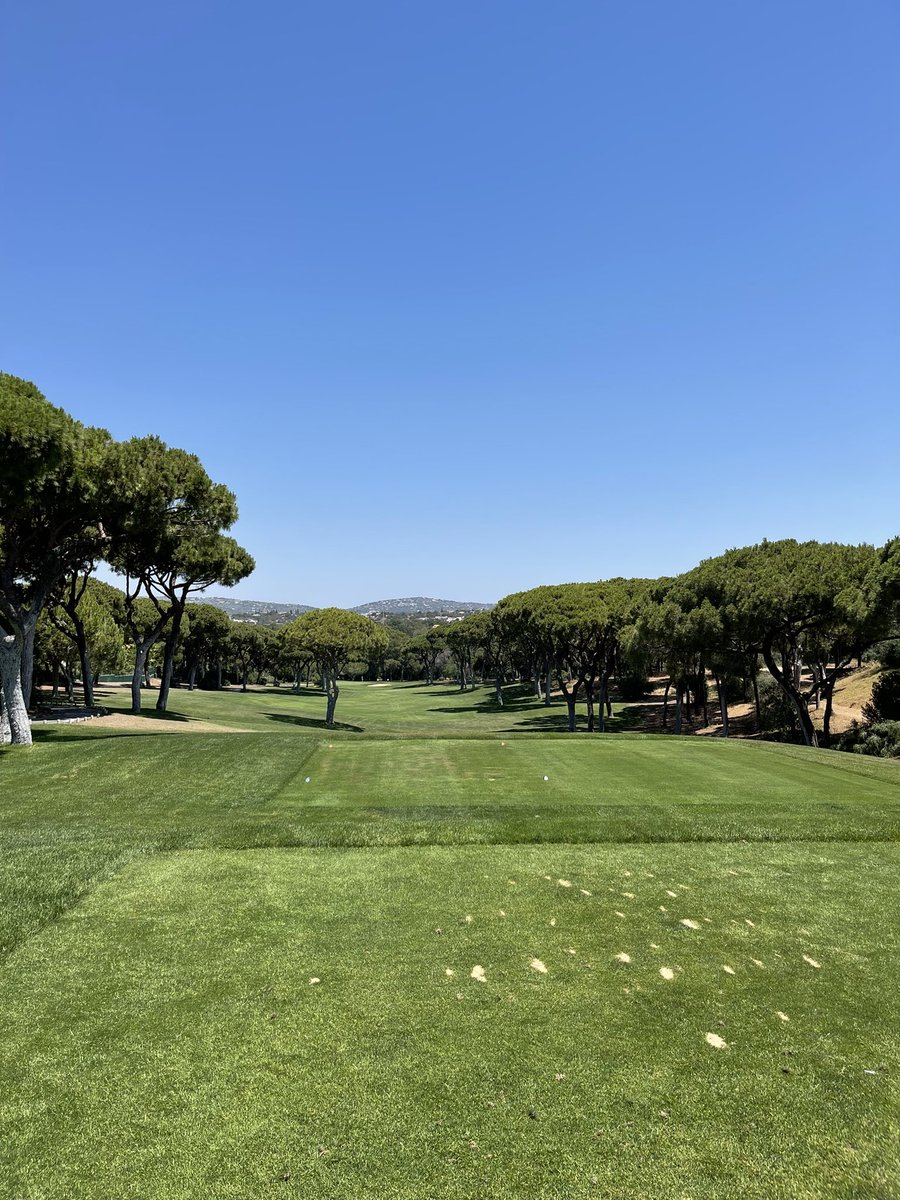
[1,844,897,1199]
[94,678,632,736]
[1,682,899,1197]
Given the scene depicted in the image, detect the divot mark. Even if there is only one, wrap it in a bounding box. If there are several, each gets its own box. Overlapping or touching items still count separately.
[623,892,636,900]
[471,966,487,983]
[549,918,557,927]
[659,967,675,981]
[776,1011,790,1022]
[722,965,736,976]
[615,911,626,919]
[705,1033,728,1050]
[680,919,701,930]
[445,968,455,977]
[803,955,821,969]
[309,977,321,985]
[745,919,756,927]
[751,959,765,968]
[615,952,632,964]
[666,890,678,898]
[529,958,548,974]
[558,880,572,888]
[580,889,592,896]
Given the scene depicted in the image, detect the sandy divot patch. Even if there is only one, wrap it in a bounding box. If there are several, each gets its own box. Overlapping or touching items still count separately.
[802,955,821,969]
[659,967,675,981]
[529,958,548,974]
[705,1032,728,1050]
[777,1011,790,1022]
[614,952,632,964]
[680,919,701,930]
[471,966,487,983]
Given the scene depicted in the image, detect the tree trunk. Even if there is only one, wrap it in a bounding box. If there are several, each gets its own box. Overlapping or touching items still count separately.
[716,674,729,737]
[0,687,11,744]
[662,680,670,730]
[494,674,504,706]
[325,680,340,726]
[188,663,198,691]
[0,633,31,746]
[131,642,151,714]
[156,606,185,712]
[674,687,683,735]
[752,668,761,731]
[586,681,595,732]
[241,670,248,693]
[763,639,817,747]
[20,616,38,710]
[598,673,610,732]
[77,631,95,708]
[544,658,553,706]
[822,682,835,748]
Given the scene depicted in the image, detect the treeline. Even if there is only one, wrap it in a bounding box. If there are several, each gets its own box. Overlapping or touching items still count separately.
[445,542,900,748]
[5,372,900,748]
[0,373,254,745]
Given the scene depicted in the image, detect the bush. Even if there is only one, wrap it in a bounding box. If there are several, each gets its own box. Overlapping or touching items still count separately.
[756,675,800,739]
[616,671,649,701]
[864,670,900,722]
[837,720,900,758]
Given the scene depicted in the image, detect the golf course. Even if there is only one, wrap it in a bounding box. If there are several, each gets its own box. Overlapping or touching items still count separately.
[2,680,898,1199]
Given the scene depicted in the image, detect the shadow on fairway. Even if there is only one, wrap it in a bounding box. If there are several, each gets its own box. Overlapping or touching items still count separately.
[263,712,364,733]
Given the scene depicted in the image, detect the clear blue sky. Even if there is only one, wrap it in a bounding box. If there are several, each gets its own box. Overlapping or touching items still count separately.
[2,2,898,606]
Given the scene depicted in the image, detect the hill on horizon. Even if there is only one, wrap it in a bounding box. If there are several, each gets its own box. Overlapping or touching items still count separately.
[201,595,493,622]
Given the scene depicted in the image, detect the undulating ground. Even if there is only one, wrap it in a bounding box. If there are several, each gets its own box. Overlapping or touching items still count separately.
[1,682,898,1198]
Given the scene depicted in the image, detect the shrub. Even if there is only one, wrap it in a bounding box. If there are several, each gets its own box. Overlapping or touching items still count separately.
[864,670,900,723]
[616,671,649,701]
[756,675,800,740]
[838,720,900,758]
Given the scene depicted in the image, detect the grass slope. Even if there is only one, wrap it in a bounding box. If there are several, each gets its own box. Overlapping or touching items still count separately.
[1,682,899,1197]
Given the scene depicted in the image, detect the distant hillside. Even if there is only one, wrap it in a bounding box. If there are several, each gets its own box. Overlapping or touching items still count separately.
[202,597,313,626]
[201,595,492,625]
[351,598,493,616]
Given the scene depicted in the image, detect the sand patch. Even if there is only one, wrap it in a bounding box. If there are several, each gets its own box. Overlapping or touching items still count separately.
[471,966,487,983]
[368,683,392,687]
[622,891,636,900]
[580,889,592,896]
[751,959,765,968]
[445,968,455,976]
[745,919,756,927]
[705,1032,728,1050]
[666,890,678,898]
[309,977,321,985]
[558,879,572,888]
[777,1011,790,1022]
[615,911,626,919]
[615,952,632,964]
[529,958,548,974]
[659,967,675,981]
[802,955,821,969]
[722,965,736,975]
[96,712,243,734]
[680,919,701,930]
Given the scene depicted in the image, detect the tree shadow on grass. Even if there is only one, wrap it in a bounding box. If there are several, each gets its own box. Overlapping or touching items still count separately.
[262,712,364,733]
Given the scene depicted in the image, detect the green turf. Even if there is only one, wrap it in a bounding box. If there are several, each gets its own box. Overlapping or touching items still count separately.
[93,678,633,736]
[1,845,897,1199]
[2,683,899,1197]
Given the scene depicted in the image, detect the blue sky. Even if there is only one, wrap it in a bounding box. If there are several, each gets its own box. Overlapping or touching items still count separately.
[2,1,898,605]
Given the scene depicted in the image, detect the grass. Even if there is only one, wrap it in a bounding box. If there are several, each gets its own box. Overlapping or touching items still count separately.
[94,678,636,736]
[2,681,899,1197]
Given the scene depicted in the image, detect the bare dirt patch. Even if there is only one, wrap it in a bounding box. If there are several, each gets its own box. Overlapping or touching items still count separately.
[96,713,244,734]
